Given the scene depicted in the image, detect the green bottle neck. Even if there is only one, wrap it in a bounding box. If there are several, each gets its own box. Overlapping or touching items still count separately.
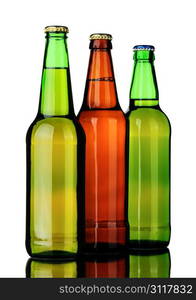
[129,50,159,108]
[38,32,74,117]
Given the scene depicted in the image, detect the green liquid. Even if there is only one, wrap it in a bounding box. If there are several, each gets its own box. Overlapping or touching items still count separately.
[29,117,78,255]
[127,107,170,246]
[40,68,70,116]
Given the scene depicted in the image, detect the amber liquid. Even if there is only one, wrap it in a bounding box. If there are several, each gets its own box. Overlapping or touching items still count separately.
[79,110,126,251]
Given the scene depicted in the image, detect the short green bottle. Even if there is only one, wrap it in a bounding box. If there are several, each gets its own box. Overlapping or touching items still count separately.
[127,45,171,248]
[26,26,85,258]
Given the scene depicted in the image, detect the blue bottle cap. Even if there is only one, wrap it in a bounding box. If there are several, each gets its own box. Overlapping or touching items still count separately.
[133,45,155,51]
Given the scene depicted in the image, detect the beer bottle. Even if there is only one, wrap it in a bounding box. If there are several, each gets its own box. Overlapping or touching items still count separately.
[129,248,170,278]
[26,26,85,258]
[78,34,127,252]
[127,45,171,248]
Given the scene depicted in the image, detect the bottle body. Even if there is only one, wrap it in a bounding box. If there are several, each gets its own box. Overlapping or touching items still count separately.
[26,27,85,258]
[127,46,171,248]
[79,110,126,250]
[26,117,84,257]
[127,107,170,247]
[78,36,127,252]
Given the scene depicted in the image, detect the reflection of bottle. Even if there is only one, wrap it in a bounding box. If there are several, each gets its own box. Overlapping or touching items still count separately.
[26,259,77,278]
[26,26,85,258]
[78,34,126,252]
[81,255,128,278]
[129,248,170,278]
[127,45,171,248]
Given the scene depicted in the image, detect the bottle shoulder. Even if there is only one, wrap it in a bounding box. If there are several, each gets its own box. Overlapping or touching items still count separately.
[78,109,126,121]
[26,116,82,142]
[126,107,171,133]
[127,107,170,123]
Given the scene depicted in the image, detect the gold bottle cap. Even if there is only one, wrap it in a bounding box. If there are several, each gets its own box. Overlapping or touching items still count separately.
[44,26,69,33]
[89,33,112,40]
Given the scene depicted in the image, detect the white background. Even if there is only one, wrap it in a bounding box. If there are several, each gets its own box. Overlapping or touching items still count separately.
[0,0,195,277]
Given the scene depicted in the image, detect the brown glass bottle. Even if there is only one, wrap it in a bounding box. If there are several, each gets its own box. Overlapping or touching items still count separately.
[78,34,127,252]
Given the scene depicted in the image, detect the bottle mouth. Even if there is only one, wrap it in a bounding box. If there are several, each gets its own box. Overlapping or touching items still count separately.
[89,35,112,49]
[44,26,69,33]
[133,45,155,60]
[89,33,112,40]
[133,45,155,51]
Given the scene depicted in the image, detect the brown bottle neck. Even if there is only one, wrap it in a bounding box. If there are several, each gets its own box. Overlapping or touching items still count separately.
[83,40,119,109]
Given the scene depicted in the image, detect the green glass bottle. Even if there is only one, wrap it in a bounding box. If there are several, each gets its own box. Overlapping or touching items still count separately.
[26,259,77,278]
[129,248,170,278]
[26,26,85,258]
[127,45,171,248]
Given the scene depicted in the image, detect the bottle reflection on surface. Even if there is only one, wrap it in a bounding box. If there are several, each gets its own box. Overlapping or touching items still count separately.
[26,259,77,278]
[129,248,171,278]
[26,249,170,278]
[81,254,128,278]
[26,254,128,278]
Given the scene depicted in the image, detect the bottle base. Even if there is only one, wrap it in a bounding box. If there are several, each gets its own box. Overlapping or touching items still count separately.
[82,243,126,255]
[27,250,77,259]
[128,240,169,250]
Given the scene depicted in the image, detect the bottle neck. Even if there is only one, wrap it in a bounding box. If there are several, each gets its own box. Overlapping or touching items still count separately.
[83,39,119,109]
[38,32,74,117]
[129,50,159,108]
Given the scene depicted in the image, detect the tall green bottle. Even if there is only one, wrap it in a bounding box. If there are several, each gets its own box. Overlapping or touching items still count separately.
[127,45,171,248]
[26,26,85,258]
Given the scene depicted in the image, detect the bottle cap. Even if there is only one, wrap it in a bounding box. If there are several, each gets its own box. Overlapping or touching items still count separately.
[89,33,112,40]
[44,26,69,33]
[133,45,155,51]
